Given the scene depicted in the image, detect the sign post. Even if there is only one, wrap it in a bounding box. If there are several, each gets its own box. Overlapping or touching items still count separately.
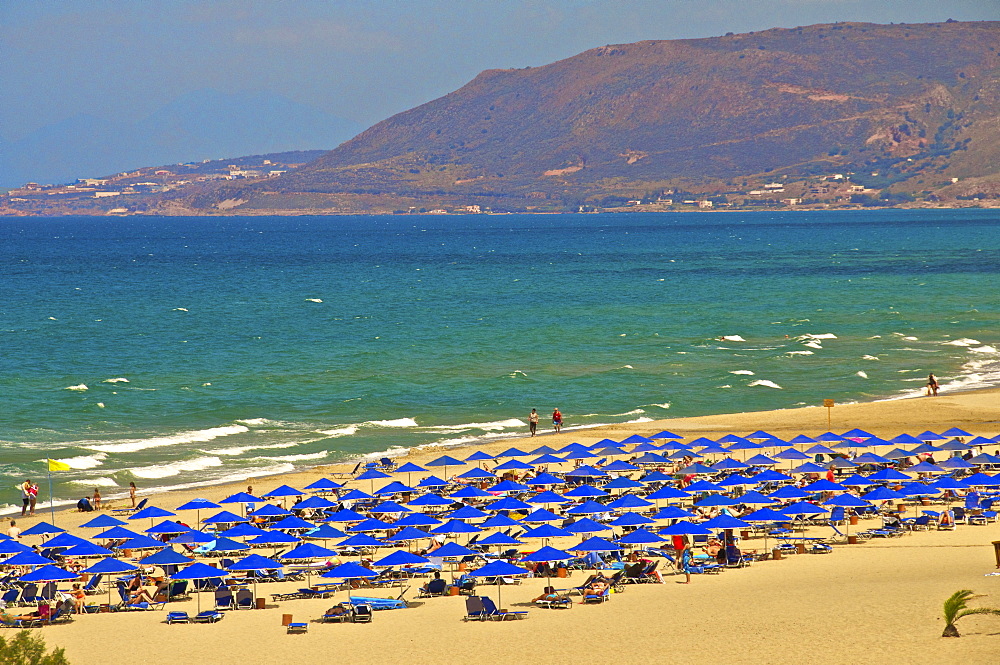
[823,399,834,428]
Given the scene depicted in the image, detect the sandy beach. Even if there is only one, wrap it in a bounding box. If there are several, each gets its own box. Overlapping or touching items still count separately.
[11,387,1000,665]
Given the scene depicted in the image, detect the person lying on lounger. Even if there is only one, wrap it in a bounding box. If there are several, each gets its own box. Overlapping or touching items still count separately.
[128,585,159,605]
[532,586,567,603]
[325,603,350,617]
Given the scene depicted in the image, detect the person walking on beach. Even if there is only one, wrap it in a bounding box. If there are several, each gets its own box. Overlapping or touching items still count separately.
[19,480,31,517]
[27,482,38,516]
[529,409,539,436]
[92,488,102,510]
[552,408,563,433]
[129,482,137,508]
[927,373,939,396]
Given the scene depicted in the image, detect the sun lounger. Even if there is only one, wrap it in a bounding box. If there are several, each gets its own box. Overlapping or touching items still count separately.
[350,603,373,623]
[480,596,528,620]
[192,610,224,623]
[534,591,572,609]
[417,577,448,598]
[166,611,190,624]
[287,621,309,634]
[463,595,489,621]
[111,497,147,516]
[583,586,610,603]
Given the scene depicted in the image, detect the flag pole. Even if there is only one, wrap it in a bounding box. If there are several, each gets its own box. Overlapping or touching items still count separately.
[48,465,55,524]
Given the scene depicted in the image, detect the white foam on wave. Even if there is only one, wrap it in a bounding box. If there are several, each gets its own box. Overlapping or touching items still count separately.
[87,425,249,453]
[644,403,671,409]
[801,333,837,340]
[721,335,746,342]
[611,409,645,417]
[748,380,783,389]
[862,355,880,361]
[172,307,188,312]
[103,377,129,384]
[130,456,223,479]
[65,384,88,391]
[786,350,813,356]
[203,442,298,456]
[305,298,323,303]
[619,365,634,370]
[902,336,919,341]
[67,477,119,488]
[857,371,869,379]
[424,418,526,432]
[51,453,107,470]
[258,452,328,462]
[945,338,981,347]
[507,370,529,378]
[237,418,277,426]
[369,418,418,428]
[729,370,755,375]
[971,345,998,354]
[319,425,360,438]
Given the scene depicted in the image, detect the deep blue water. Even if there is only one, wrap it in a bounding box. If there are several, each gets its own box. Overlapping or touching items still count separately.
[1,209,998,509]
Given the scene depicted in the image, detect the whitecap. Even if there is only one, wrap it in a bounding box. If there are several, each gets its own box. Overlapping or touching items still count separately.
[305,298,323,303]
[52,453,107,470]
[67,477,119,487]
[236,418,283,427]
[625,417,654,424]
[130,456,223,479]
[718,385,732,389]
[86,424,249,453]
[205,442,298,456]
[368,418,418,428]
[902,336,919,341]
[65,384,88,391]
[507,370,528,378]
[862,355,880,361]
[945,338,981,347]
[172,308,188,312]
[645,403,671,409]
[729,370,755,375]
[970,346,998,354]
[721,335,746,342]
[748,380,783,389]
[800,333,837,340]
[103,377,129,384]
[613,409,645,417]
[258,452,328,462]
[619,365,634,369]
[423,419,526,432]
[804,341,823,349]
[857,371,869,378]
[786,351,813,356]
[96,402,105,408]
[319,425,360,438]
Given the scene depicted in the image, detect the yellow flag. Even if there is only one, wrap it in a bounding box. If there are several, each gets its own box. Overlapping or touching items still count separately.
[47,459,71,472]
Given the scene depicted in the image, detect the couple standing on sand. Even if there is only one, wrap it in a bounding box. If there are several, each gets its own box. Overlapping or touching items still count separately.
[528,408,562,436]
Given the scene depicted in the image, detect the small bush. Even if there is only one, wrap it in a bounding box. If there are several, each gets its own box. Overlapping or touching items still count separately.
[0,630,70,665]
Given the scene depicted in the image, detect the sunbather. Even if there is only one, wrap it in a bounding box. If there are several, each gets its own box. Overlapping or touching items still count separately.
[324,603,350,618]
[532,586,565,603]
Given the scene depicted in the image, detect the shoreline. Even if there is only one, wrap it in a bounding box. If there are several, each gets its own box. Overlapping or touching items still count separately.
[21,383,1000,524]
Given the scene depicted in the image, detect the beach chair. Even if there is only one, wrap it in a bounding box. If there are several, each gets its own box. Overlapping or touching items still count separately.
[583,586,610,604]
[320,605,353,623]
[287,621,309,634]
[463,596,488,621]
[0,589,20,606]
[234,588,254,609]
[951,506,969,525]
[453,574,476,596]
[214,589,234,611]
[534,590,572,609]
[18,584,40,606]
[417,577,448,598]
[112,497,147,516]
[167,579,190,601]
[191,610,224,623]
[166,611,190,624]
[480,596,528,620]
[351,603,373,623]
[621,561,647,584]
[82,574,104,595]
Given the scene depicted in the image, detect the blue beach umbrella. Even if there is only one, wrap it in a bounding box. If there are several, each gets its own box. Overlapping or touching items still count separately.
[79,514,127,529]
[19,565,78,582]
[61,542,114,558]
[521,508,563,523]
[609,512,654,527]
[373,550,429,568]
[5,551,56,566]
[393,513,441,528]
[615,528,665,546]
[520,546,573,563]
[384,527,432,543]
[20,522,66,537]
[169,530,215,545]
[302,524,348,541]
[281,542,337,560]
[304,478,344,492]
[249,504,291,518]
[480,514,522,529]
[563,518,611,535]
[139,547,194,566]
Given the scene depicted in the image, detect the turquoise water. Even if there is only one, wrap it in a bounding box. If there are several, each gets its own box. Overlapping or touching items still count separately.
[1,209,998,509]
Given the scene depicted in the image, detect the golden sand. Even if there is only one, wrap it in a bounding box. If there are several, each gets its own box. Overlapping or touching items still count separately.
[12,388,1000,664]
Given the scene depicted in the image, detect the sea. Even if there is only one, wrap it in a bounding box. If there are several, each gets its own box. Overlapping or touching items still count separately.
[2,209,998,512]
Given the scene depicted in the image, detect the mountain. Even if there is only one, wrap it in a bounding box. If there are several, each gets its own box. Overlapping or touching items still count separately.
[0,90,362,188]
[208,20,1000,212]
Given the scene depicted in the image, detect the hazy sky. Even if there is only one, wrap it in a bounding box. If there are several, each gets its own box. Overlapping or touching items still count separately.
[1,1,997,170]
